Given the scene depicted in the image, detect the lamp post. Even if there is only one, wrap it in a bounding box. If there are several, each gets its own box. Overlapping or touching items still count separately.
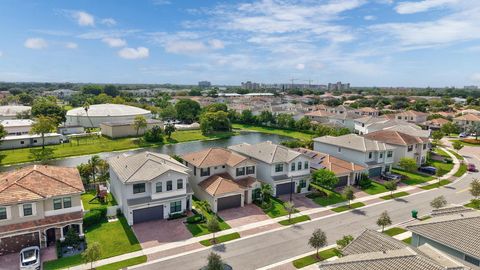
[289,176,293,202]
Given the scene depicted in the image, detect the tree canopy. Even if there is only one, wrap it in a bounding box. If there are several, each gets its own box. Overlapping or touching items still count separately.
[175,99,201,123]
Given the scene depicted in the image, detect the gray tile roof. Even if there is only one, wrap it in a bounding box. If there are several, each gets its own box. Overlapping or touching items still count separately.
[430,206,475,217]
[313,134,396,152]
[342,229,407,256]
[108,151,189,183]
[228,141,307,164]
[407,211,480,260]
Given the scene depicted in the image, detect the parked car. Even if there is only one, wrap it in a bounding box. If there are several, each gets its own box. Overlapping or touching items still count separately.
[419,166,437,175]
[467,163,477,172]
[20,246,40,270]
[459,132,468,138]
[380,172,402,181]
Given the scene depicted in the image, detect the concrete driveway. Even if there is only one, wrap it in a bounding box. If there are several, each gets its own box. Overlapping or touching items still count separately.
[132,218,192,249]
[279,193,319,211]
[218,204,269,228]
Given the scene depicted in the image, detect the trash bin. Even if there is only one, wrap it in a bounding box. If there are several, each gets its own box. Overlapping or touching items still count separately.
[411,209,418,219]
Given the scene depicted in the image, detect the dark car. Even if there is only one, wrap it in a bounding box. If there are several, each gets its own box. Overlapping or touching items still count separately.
[467,163,477,172]
[419,166,437,175]
[380,172,402,181]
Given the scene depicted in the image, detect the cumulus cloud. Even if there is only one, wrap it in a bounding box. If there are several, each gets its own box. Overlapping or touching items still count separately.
[118,47,149,59]
[65,42,78,49]
[72,11,95,26]
[395,0,459,14]
[102,37,127,47]
[101,18,117,26]
[165,40,207,54]
[364,15,376,20]
[24,38,48,49]
[208,39,225,49]
[470,73,480,82]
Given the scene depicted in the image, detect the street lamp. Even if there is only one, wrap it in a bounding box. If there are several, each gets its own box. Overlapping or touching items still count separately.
[289,176,293,202]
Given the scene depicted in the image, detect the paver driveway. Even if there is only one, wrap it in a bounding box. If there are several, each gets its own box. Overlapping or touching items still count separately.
[132,218,192,249]
[218,204,269,228]
[279,193,319,211]
[0,246,56,270]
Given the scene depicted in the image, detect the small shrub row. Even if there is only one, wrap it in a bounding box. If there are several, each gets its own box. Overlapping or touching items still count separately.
[186,214,205,224]
[83,207,107,228]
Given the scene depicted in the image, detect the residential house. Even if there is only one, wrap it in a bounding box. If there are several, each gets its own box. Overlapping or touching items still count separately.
[392,110,428,124]
[460,109,480,116]
[229,141,312,197]
[305,110,334,123]
[364,130,430,165]
[0,119,34,136]
[353,116,390,135]
[422,118,450,131]
[313,134,395,177]
[108,152,193,225]
[294,148,366,187]
[327,105,352,115]
[354,117,428,137]
[408,207,480,268]
[327,112,363,131]
[181,148,261,212]
[453,114,480,131]
[0,165,85,255]
[355,107,380,117]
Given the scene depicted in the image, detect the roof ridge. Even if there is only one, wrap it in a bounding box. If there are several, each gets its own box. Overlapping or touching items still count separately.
[23,167,83,193]
[198,148,214,167]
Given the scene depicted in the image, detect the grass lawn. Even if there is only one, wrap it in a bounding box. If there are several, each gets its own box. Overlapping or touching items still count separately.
[199,232,241,247]
[451,139,480,146]
[362,182,388,195]
[448,150,464,161]
[465,200,480,210]
[186,199,231,237]
[96,256,147,270]
[383,227,407,237]
[278,215,311,226]
[331,202,365,213]
[0,130,236,165]
[420,180,451,190]
[44,216,141,270]
[402,237,412,244]
[429,160,453,176]
[393,169,434,185]
[259,197,295,218]
[308,192,347,206]
[232,123,313,140]
[434,148,450,158]
[81,190,117,210]
[453,163,467,178]
[380,191,410,200]
[292,248,339,269]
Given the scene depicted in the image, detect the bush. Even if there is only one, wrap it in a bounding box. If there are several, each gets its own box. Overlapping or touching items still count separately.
[168,212,187,220]
[443,158,453,164]
[358,177,372,189]
[56,240,63,258]
[186,214,204,224]
[83,207,107,228]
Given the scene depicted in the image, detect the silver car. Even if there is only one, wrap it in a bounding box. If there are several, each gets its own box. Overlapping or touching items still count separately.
[20,246,41,270]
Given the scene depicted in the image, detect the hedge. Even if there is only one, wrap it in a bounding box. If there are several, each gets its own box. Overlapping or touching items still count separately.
[83,207,107,228]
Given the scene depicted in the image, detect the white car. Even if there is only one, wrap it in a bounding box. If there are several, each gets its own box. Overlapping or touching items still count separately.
[20,246,41,270]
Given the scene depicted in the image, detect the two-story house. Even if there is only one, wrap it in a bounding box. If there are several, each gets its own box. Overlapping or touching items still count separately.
[392,110,428,124]
[229,141,312,197]
[181,148,261,212]
[453,113,480,131]
[0,165,84,255]
[108,152,193,225]
[364,130,430,165]
[313,134,395,177]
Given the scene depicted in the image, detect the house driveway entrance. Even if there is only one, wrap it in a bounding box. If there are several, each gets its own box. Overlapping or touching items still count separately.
[218,204,269,228]
[0,246,56,270]
[132,218,192,249]
[279,193,319,211]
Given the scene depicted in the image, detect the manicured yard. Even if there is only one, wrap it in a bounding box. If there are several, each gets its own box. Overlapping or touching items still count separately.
[258,197,295,218]
[199,232,241,247]
[186,199,231,237]
[362,182,388,195]
[331,202,365,213]
[292,248,339,269]
[380,191,409,200]
[232,123,314,140]
[465,200,480,210]
[402,237,412,244]
[307,184,347,206]
[383,227,407,237]
[97,256,147,270]
[448,150,464,161]
[434,148,450,158]
[393,169,434,185]
[452,139,480,146]
[453,163,467,177]
[278,215,311,226]
[44,216,141,270]
[81,190,117,210]
[429,159,453,176]
[420,180,451,190]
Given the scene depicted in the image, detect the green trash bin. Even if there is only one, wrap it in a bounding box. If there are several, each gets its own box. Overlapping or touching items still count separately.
[411,209,418,219]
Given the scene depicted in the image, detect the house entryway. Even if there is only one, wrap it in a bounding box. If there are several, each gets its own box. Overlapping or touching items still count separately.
[46,228,56,247]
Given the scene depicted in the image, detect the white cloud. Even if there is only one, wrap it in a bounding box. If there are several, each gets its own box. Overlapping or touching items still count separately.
[165,40,207,54]
[77,29,140,40]
[470,73,480,82]
[72,11,95,26]
[364,15,376,21]
[101,18,117,26]
[118,47,149,59]
[152,0,171,5]
[24,38,48,49]
[208,39,225,49]
[102,37,127,47]
[395,0,459,14]
[65,42,78,49]
[296,63,305,70]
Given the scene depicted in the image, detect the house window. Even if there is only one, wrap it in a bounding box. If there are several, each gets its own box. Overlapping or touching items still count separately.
[177,179,183,189]
[167,181,173,191]
[33,140,37,143]
[246,166,255,174]
[0,207,6,220]
[236,167,246,176]
[304,161,309,169]
[133,183,146,194]
[222,165,226,168]
[380,153,383,158]
[368,152,373,159]
[23,204,33,216]
[338,147,342,152]
[275,164,284,172]
[297,162,302,170]
[407,145,413,152]
[200,167,210,177]
[423,144,426,150]
[299,179,307,188]
[156,182,162,193]
[291,163,296,171]
[193,166,196,176]
[63,197,72,208]
[170,201,182,213]
[387,151,393,158]
[20,141,25,144]
[53,198,63,210]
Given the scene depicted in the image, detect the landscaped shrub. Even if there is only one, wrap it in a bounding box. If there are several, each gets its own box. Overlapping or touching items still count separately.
[186,214,204,224]
[83,207,107,228]
[358,177,372,189]
[56,240,63,258]
[168,212,187,220]
[443,158,453,164]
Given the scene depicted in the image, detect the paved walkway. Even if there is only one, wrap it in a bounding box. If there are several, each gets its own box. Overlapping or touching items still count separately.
[63,146,463,270]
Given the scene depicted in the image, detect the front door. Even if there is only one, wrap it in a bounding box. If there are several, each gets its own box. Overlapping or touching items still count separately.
[46,228,56,247]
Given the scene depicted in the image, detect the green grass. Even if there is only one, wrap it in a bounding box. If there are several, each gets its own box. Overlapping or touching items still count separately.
[185,199,231,237]
[44,216,141,270]
[232,123,313,140]
[419,215,432,221]
[429,160,454,176]
[199,232,241,247]
[292,248,339,269]
[383,227,407,237]
[81,190,117,210]
[307,183,347,206]
[96,256,147,270]
[451,139,480,146]
[278,215,311,226]
[420,180,451,190]
[465,200,480,210]
[453,163,467,177]
[448,150,464,160]
[380,191,410,200]
[393,169,434,185]
[402,237,412,244]
[0,130,236,165]
[259,197,296,218]
[362,182,388,195]
[434,148,450,158]
[331,202,365,213]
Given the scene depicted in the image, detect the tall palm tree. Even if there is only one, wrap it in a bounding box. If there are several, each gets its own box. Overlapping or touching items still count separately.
[83,101,94,128]
[260,183,273,203]
[88,155,101,184]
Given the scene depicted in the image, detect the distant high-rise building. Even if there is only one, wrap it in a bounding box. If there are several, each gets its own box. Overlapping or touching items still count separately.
[464,85,478,90]
[328,81,350,91]
[198,81,211,88]
[241,81,260,90]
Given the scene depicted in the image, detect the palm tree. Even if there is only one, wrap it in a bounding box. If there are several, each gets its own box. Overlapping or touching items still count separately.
[83,102,94,128]
[88,155,101,184]
[260,183,273,203]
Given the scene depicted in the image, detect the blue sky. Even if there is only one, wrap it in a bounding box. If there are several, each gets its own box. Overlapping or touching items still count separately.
[0,0,479,87]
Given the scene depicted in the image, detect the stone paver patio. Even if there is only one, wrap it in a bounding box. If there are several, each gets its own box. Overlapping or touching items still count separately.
[218,204,269,228]
[133,218,192,249]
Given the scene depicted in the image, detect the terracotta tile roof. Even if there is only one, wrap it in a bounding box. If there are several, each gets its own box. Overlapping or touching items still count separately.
[427,118,450,126]
[0,211,83,235]
[294,148,365,175]
[454,113,480,122]
[395,110,428,117]
[198,173,256,196]
[181,148,250,168]
[305,110,334,117]
[358,107,379,112]
[0,165,84,205]
[363,130,428,146]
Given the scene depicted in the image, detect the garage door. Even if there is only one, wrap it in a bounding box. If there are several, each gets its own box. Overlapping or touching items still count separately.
[369,167,383,177]
[0,232,40,256]
[217,194,242,211]
[133,205,164,224]
[276,182,295,196]
[335,176,349,187]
